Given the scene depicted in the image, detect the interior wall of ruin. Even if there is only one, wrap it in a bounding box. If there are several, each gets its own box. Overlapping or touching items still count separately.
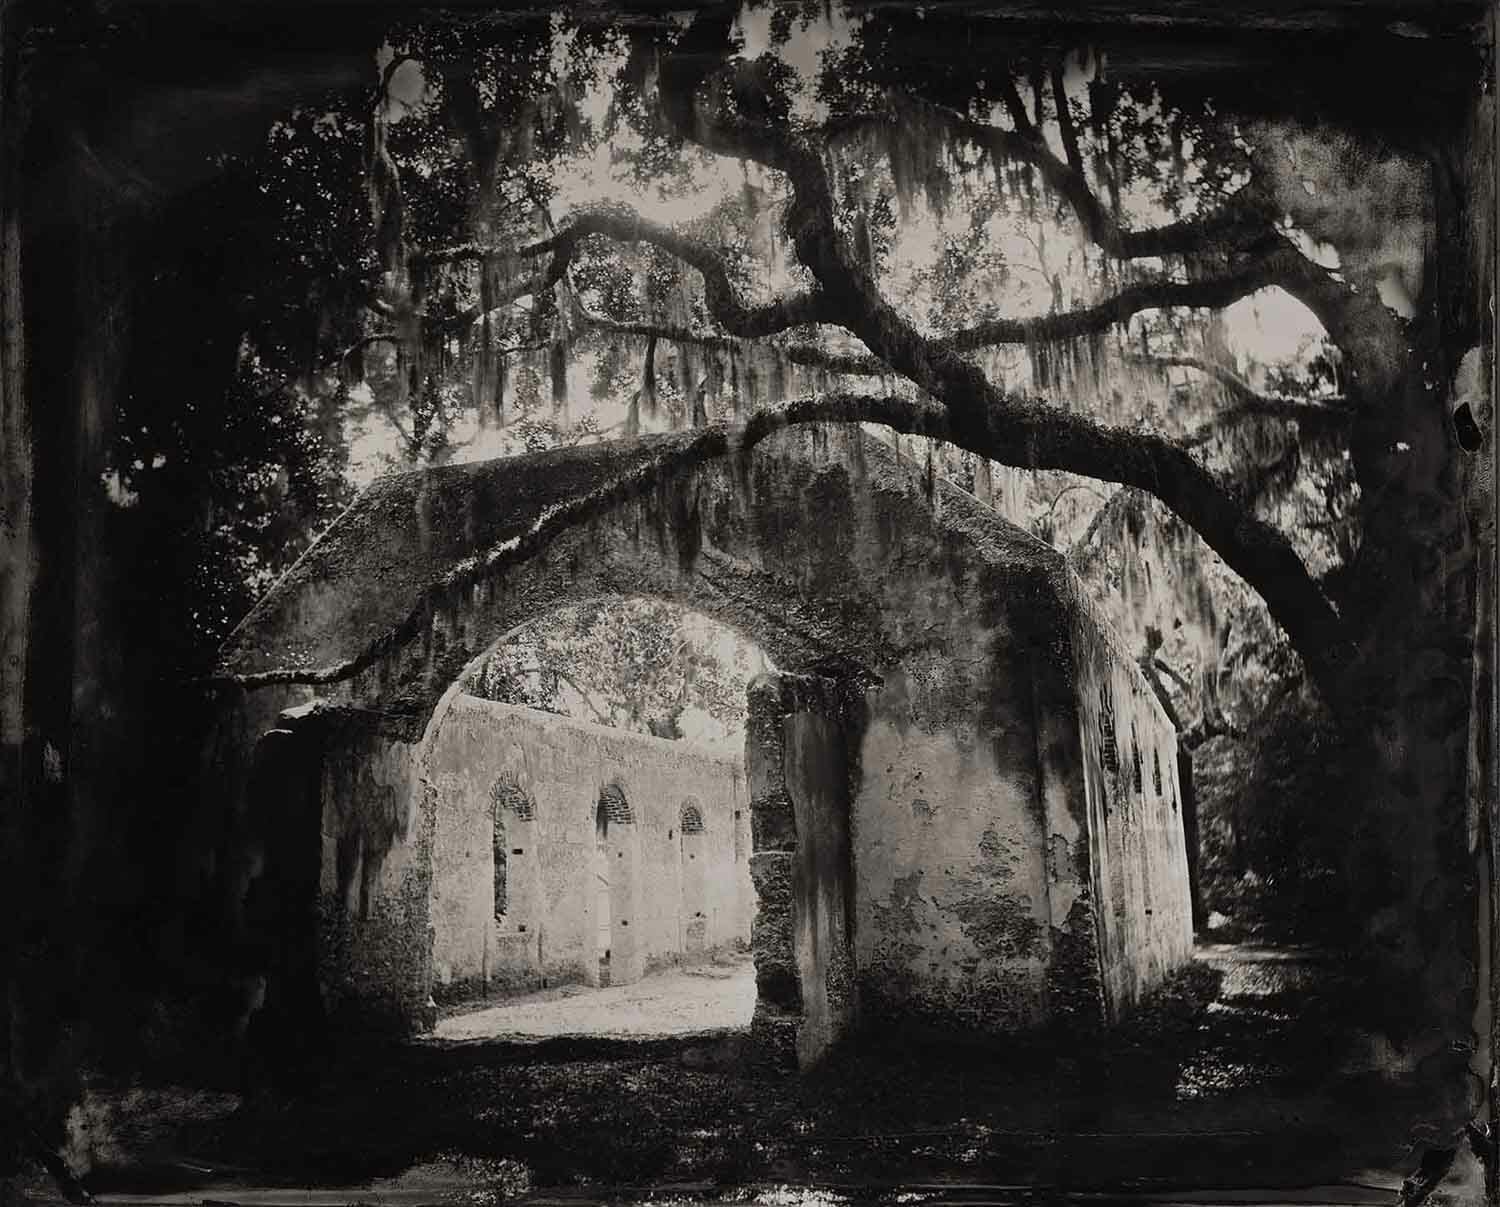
[424,694,752,1003]
[851,660,1056,1036]
[744,672,858,1068]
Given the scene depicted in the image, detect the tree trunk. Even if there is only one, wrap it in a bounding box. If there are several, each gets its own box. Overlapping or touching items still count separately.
[1331,301,1484,1116]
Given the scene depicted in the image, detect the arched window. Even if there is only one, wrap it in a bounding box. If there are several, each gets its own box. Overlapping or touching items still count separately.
[492,771,535,820]
[491,773,536,921]
[1098,688,1118,774]
[1129,720,1143,794]
[598,782,634,825]
[594,786,634,979]
[679,798,708,954]
[493,804,508,919]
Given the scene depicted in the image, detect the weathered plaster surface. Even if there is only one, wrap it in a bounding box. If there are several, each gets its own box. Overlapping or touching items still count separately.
[853,671,1052,1034]
[316,721,428,1031]
[745,672,857,1068]
[425,695,750,1001]
[215,427,1065,718]
[1066,592,1194,1018]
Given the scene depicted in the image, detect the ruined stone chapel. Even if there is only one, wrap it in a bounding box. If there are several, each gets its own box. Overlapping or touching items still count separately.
[207,422,1193,1067]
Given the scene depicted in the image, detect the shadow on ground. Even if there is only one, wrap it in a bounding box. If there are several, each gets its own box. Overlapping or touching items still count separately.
[56,945,1464,1200]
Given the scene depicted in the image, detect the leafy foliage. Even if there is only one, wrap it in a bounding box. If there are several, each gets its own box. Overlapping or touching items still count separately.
[1195,685,1358,942]
[469,599,771,752]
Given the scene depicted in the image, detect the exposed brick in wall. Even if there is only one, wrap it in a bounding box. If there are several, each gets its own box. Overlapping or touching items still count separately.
[492,771,536,820]
[746,671,860,1069]
[598,782,635,825]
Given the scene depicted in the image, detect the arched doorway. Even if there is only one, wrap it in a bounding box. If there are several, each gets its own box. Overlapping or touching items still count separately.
[593,783,639,987]
[594,800,612,986]
[679,800,707,956]
[494,805,508,921]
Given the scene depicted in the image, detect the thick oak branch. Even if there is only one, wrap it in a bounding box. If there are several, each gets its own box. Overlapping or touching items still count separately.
[414,206,830,342]
[573,312,885,376]
[1127,353,1356,443]
[540,209,830,338]
[752,393,1351,691]
[942,256,1291,347]
[656,13,1349,690]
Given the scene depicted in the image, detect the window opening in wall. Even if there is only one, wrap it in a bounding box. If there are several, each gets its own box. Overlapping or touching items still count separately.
[594,800,612,977]
[1099,688,1118,774]
[599,781,634,824]
[493,771,536,820]
[492,773,536,923]
[1092,753,1109,818]
[679,799,709,956]
[1152,748,1162,796]
[493,805,508,919]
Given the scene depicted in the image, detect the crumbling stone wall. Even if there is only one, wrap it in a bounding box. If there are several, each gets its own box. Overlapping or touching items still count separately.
[313,715,430,1032]
[425,694,751,1002]
[852,657,1054,1037]
[233,702,434,1039]
[745,585,1191,1053]
[745,672,858,1068]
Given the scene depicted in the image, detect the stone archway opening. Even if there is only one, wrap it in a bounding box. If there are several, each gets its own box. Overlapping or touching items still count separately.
[423,596,773,1042]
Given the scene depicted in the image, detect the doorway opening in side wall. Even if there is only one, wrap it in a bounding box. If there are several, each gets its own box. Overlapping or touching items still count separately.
[594,797,613,986]
[428,597,767,1043]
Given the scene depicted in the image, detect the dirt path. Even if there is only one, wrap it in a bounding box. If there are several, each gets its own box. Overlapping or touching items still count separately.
[432,954,756,1041]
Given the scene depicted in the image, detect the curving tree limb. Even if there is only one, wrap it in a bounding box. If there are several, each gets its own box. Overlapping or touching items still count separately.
[941,251,1297,348]
[413,207,831,342]
[207,389,1341,693]
[651,12,1351,693]
[825,95,1281,262]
